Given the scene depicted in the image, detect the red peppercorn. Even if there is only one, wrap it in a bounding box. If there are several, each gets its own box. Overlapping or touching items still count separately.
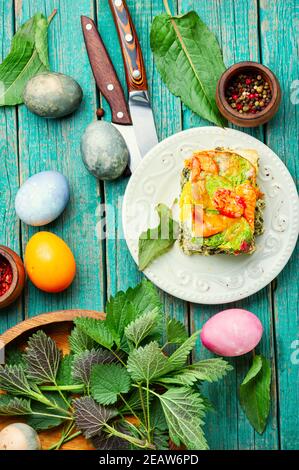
[232,94,238,101]
[249,93,255,99]
[245,78,251,85]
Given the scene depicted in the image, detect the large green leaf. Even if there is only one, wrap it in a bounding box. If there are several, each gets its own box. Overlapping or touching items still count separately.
[73,396,118,439]
[158,387,208,450]
[125,308,161,347]
[166,318,188,344]
[74,317,115,350]
[239,355,271,434]
[150,11,226,127]
[25,330,61,384]
[127,341,169,383]
[138,204,179,271]
[72,348,116,388]
[69,326,99,355]
[0,364,34,396]
[0,12,55,106]
[91,364,131,405]
[105,292,137,345]
[167,332,199,370]
[0,396,32,415]
[27,393,69,431]
[126,279,163,317]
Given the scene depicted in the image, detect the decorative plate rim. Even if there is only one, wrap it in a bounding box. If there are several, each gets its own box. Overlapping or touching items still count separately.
[123,127,299,304]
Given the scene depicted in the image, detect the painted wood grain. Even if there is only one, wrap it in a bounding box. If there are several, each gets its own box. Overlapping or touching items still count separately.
[0,2,23,333]
[96,0,188,328]
[14,0,106,315]
[259,0,299,450]
[178,0,278,449]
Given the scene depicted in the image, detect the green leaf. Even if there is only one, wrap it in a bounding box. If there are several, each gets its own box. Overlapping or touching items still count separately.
[166,318,188,344]
[0,12,54,106]
[73,396,118,438]
[119,389,150,413]
[56,354,74,386]
[159,358,233,385]
[91,364,131,405]
[150,399,168,431]
[150,11,226,127]
[0,396,32,415]
[138,204,179,271]
[74,317,115,350]
[72,349,116,387]
[5,347,27,367]
[239,355,271,434]
[25,330,61,384]
[126,279,163,317]
[158,387,208,450]
[69,326,99,354]
[27,394,68,431]
[106,292,137,345]
[0,364,33,396]
[167,331,199,370]
[127,341,169,382]
[125,308,161,347]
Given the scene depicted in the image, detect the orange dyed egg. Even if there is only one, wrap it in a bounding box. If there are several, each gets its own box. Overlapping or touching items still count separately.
[25,232,76,293]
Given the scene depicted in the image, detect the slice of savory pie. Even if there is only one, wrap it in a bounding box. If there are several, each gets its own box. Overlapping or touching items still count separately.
[179,148,265,255]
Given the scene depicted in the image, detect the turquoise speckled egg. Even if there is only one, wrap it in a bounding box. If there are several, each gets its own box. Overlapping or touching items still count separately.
[81,121,129,180]
[15,171,70,226]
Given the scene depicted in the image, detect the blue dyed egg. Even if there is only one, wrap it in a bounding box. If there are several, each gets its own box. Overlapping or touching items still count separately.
[15,171,70,226]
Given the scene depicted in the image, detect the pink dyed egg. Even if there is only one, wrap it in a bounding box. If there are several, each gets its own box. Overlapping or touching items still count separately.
[200,308,263,357]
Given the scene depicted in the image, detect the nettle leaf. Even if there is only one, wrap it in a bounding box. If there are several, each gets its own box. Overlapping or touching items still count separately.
[74,317,115,350]
[167,331,199,370]
[239,355,271,434]
[127,341,169,383]
[72,349,116,387]
[158,387,208,450]
[166,318,188,344]
[0,396,32,415]
[0,12,54,106]
[91,424,130,450]
[5,347,27,367]
[106,292,137,345]
[0,364,33,396]
[138,204,179,271]
[150,11,226,127]
[25,330,61,384]
[159,358,233,385]
[126,279,163,317]
[73,396,118,439]
[91,364,131,405]
[125,308,161,347]
[69,326,99,355]
[56,354,74,386]
[119,389,150,413]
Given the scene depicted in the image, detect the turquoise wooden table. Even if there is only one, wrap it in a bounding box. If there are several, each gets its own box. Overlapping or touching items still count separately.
[0,0,298,450]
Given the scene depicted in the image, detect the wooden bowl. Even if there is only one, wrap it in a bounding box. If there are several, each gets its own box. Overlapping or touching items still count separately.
[0,246,26,309]
[0,309,105,450]
[216,61,281,127]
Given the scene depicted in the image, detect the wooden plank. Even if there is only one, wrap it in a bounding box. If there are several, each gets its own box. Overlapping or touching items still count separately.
[14,0,106,316]
[0,2,23,333]
[259,0,299,450]
[178,0,278,449]
[96,0,188,326]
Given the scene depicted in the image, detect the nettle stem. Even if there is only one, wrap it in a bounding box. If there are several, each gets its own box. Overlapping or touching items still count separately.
[48,9,57,24]
[163,0,172,16]
[40,384,84,392]
[105,424,155,450]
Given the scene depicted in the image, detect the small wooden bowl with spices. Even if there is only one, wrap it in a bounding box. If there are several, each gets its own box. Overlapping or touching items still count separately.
[0,246,26,309]
[216,61,281,127]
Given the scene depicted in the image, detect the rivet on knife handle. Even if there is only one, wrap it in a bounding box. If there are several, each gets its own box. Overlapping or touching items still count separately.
[109,0,147,93]
[81,16,132,125]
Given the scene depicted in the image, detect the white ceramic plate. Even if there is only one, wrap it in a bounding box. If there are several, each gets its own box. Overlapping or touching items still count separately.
[122,127,299,304]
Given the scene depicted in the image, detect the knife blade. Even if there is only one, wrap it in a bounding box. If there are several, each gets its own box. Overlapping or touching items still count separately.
[109,0,158,157]
[81,16,142,173]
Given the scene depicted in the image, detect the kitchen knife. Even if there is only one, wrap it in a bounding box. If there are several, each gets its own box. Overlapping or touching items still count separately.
[81,16,142,173]
[109,0,158,158]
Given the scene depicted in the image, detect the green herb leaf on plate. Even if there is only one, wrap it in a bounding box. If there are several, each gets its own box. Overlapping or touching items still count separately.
[0,396,32,415]
[166,318,188,344]
[0,11,56,106]
[25,330,61,384]
[138,203,179,271]
[150,10,226,127]
[125,307,161,347]
[158,387,208,450]
[72,349,116,388]
[127,341,169,383]
[239,355,271,434]
[91,364,131,405]
[69,326,99,355]
[73,396,118,439]
[74,317,115,350]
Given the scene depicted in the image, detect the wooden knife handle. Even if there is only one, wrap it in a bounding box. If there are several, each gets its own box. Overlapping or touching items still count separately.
[109,0,147,92]
[81,16,132,125]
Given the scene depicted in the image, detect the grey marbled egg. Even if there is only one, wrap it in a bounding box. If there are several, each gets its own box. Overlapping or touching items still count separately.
[81,121,129,180]
[23,72,83,118]
[15,171,70,226]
